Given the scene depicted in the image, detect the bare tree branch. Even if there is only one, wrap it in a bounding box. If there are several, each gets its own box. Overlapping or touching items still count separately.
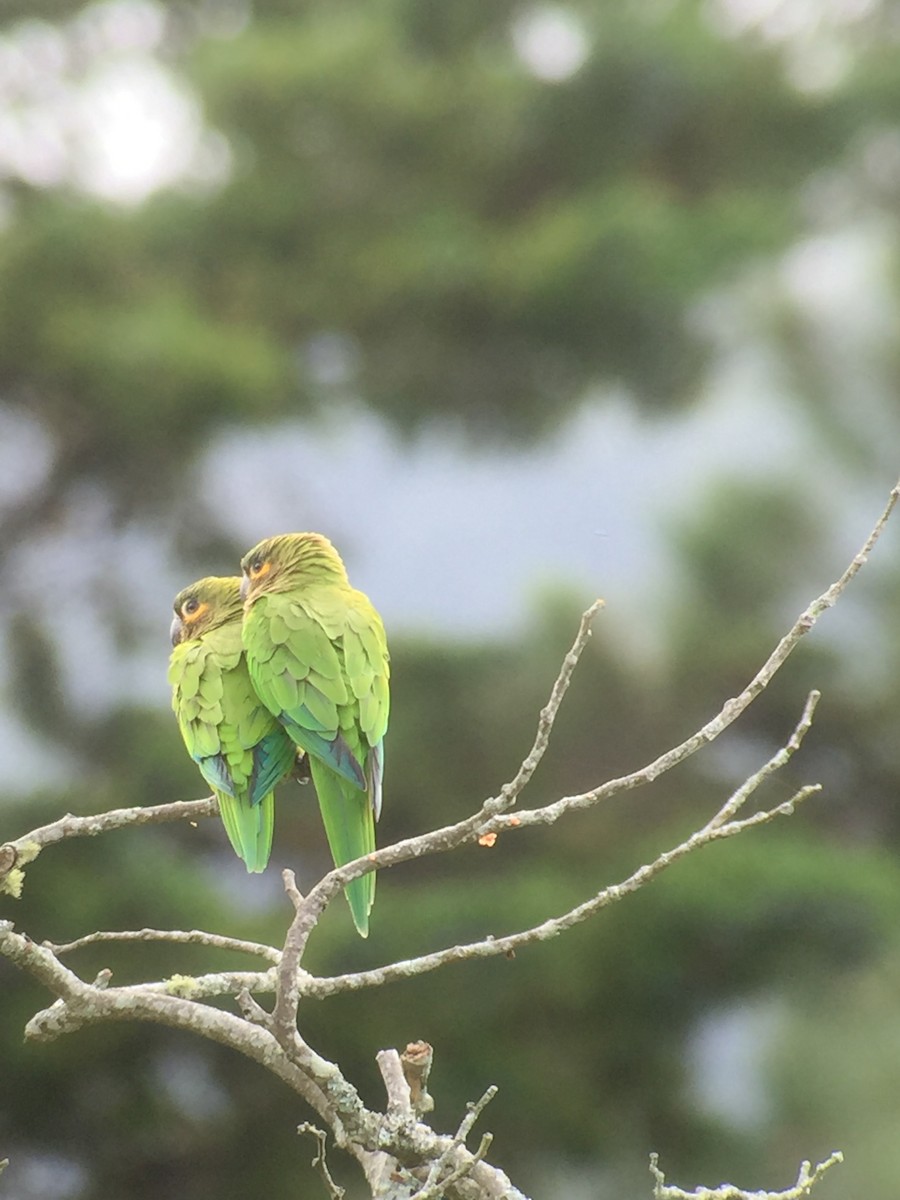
[45,926,281,963]
[4,483,896,944]
[9,699,822,1016]
[0,919,390,1183]
[412,1087,497,1200]
[312,778,821,997]
[377,1048,414,1118]
[491,479,899,834]
[271,868,311,1046]
[297,1122,346,1199]
[494,598,604,806]
[706,690,820,830]
[3,481,895,1200]
[305,692,822,997]
[263,600,608,993]
[4,867,526,1200]
[0,797,218,894]
[649,1150,844,1199]
[271,481,899,942]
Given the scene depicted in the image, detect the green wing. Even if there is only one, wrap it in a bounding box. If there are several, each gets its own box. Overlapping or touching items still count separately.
[169,622,295,872]
[243,586,389,932]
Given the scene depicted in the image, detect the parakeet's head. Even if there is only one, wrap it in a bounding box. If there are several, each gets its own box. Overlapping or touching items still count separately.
[240,532,348,603]
[170,576,243,646]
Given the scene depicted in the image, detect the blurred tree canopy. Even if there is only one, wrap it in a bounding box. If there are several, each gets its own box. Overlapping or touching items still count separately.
[2,1,900,1199]
[3,0,897,516]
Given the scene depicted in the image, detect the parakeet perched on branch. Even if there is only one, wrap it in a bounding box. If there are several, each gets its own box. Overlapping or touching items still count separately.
[239,533,389,936]
[169,576,296,872]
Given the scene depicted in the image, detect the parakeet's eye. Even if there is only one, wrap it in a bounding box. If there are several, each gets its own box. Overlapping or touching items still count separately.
[183,597,200,615]
[249,556,267,576]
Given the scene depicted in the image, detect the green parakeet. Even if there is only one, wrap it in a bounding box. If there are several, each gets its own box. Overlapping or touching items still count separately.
[239,533,389,937]
[169,576,296,872]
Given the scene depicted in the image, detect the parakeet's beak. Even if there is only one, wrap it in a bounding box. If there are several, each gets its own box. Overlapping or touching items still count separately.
[239,572,250,602]
[170,614,184,646]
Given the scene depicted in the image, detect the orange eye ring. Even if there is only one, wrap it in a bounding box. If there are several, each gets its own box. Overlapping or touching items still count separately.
[181,599,209,622]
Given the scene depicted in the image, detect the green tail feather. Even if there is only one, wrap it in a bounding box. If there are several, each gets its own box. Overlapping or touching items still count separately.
[216,790,275,873]
[309,760,376,937]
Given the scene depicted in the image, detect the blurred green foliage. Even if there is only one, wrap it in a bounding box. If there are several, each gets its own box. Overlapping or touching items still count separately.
[2,1,900,1199]
[1,0,885,512]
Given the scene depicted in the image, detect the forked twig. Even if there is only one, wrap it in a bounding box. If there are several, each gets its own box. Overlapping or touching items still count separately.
[650,1149,843,1199]
[298,1122,346,1199]
[411,1086,498,1200]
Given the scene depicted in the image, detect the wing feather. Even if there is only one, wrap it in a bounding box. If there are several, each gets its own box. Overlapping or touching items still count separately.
[244,589,388,791]
[171,616,293,871]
